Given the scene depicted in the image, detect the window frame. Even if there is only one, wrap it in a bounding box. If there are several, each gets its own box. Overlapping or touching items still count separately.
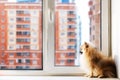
[0,0,111,76]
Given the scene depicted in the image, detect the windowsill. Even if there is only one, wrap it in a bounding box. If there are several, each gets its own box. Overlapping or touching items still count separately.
[0,76,119,80]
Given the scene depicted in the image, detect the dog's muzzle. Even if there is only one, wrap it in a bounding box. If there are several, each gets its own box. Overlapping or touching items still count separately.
[79,51,83,54]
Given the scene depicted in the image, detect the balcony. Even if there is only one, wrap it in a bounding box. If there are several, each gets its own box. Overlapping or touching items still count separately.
[88,10,93,17]
[88,0,93,6]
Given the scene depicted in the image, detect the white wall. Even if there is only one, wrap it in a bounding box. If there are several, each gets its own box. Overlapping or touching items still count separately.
[112,0,120,78]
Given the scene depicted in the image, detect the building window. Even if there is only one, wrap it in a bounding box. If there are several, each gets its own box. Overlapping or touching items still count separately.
[23,45,30,49]
[24,66,29,69]
[9,53,14,57]
[68,39,76,42]
[67,52,75,56]
[25,59,30,64]
[9,32,14,35]
[9,11,14,14]
[1,39,5,43]
[23,52,30,57]
[16,17,23,22]
[31,45,37,50]
[68,11,75,15]
[67,45,76,49]
[67,18,75,22]
[1,60,5,65]
[68,25,75,29]
[9,25,14,28]
[16,25,22,28]
[67,32,76,36]
[32,39,37,42]
[67,59,74,63]
[23,31,30,35]
[32,53,37,57]
[16,53,22,56]
[1,46,5,50]
[9,60,14,65]
[24,17,30,21]
[23,24,30,28]
[17,59,22,64]
[1,18,5,22]
[16,31,30,36]
[1,11,5,15]
[24,11,29,14]
[1,53,4,57]
[9,46,14,50]
[16,38,30,43]
[10,18,14,21]
[16,11,24,14]
[16,66,23,69]
[16,45,21,49]
[1,25,5,29]
[32,60,37,65]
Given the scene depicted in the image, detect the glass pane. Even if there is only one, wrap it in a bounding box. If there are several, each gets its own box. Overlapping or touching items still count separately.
[0,0,43,70]
[55,0,101,66]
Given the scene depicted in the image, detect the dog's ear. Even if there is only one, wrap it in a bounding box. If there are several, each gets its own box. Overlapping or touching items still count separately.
[84,42,89,48]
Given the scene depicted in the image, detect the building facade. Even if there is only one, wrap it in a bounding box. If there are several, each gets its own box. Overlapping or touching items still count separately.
[0,0,42,69]
[55,0,81,66]
[88,0,101,49]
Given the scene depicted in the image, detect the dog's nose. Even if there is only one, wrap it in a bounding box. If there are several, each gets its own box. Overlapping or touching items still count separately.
[79,51,83,54]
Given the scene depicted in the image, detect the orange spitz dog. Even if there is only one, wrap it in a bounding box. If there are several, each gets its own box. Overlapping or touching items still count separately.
[80,42,117,78]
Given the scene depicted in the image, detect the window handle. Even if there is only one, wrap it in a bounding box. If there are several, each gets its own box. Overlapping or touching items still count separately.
[48,9,54,23]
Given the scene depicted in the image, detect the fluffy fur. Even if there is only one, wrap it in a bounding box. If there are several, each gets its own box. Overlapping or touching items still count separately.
[80,42,117,78]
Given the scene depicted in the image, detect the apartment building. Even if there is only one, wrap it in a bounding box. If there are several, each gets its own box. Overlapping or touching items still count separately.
[0,0,42,69]
[88,0,101,49]
[55,0,81,66]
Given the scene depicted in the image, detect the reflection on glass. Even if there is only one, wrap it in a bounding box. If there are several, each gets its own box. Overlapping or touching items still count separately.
[0,0,42,70]
[55,0,101,66]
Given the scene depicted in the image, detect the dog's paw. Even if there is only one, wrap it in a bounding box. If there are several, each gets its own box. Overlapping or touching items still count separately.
[84,74,90,77]
[84,74,94,78]
[98,75,106,78]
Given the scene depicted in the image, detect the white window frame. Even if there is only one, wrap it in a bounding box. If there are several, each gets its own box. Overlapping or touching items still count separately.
[0,0,110,76]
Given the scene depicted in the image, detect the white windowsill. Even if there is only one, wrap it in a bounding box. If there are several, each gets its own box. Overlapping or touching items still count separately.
[0,76,119,80]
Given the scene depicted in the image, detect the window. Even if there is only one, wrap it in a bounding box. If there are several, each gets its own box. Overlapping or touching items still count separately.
[9,45,14,50]
[68,11,75,15]
[16,17,23,22]
[0,0,110,75]
[16,52,22,56]
[16,31,30,36]
[9,60,14,65]
[24,17,30,21]
[0,0,43,71]
[1,11,5,15]
[32,60,37,65]
[1,18,5,22]
[32,53,37,57]
[9,32,14,35]
[10,18,14,21]
[16,38,30,43]
[16,11,24,14]
[23,25,30,28]
[23,52,30,57]
[9,53,14,57]
[16,10,30,15]
[25,59,30,64]
[23,45,30,49]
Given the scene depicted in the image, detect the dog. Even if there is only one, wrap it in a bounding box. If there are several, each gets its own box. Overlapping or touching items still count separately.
[80,42,117,78]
